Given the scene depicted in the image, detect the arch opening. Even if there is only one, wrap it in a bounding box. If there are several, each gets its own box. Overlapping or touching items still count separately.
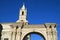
[22,11,24,15]
[23,32,46,40]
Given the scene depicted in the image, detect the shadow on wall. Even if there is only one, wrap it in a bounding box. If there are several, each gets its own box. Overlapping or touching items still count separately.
[0,24,3,40]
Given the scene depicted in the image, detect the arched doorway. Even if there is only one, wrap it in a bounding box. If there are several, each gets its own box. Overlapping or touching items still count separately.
[23,32,46,40]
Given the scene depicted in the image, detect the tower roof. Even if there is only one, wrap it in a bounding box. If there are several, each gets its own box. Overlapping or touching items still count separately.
[21,4,25,9]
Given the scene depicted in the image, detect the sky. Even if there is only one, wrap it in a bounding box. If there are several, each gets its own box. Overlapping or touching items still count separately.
[0,0,60,40]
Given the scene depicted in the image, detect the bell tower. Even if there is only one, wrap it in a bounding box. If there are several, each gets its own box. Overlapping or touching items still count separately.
[17,4,28,23]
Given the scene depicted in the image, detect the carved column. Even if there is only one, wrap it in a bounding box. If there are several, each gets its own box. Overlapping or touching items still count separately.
[16,27,21,40]
[45,23,52,40]
[16,22,23,40]
[12,27,16,40]
[51,24,57,40]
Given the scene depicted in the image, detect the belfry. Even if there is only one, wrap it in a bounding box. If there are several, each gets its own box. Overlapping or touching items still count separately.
[17,4,28,23]
[0,2,57,40]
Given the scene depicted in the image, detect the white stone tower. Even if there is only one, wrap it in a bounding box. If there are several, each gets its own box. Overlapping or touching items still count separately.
[17,4,28,23]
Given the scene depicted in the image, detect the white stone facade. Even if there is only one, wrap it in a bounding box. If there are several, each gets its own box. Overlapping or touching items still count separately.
[0,4,57,40]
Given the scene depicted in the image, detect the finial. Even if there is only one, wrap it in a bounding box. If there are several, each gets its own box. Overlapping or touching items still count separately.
[21,3,25,9]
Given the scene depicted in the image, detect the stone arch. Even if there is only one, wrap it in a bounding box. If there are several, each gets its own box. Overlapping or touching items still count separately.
[23,32,46,40]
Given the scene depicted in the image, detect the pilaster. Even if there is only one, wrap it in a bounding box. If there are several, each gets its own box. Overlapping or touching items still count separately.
[51,24,57,40]
[45,23,52,40]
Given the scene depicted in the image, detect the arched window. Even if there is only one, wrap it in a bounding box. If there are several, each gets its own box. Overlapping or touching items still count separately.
[22,11,24,15]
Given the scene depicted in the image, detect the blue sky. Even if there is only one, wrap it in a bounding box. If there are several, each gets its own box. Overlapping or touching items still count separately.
[0,0,60,40]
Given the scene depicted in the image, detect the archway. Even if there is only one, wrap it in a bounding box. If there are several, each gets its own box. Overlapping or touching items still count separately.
[23,32,46,40]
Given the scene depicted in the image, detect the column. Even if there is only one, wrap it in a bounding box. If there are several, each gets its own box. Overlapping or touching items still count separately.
[45,24,52,40]
[12,27,16,40]
[24,35,31,40]
[16,27,21,40]
[51,24,57,40]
